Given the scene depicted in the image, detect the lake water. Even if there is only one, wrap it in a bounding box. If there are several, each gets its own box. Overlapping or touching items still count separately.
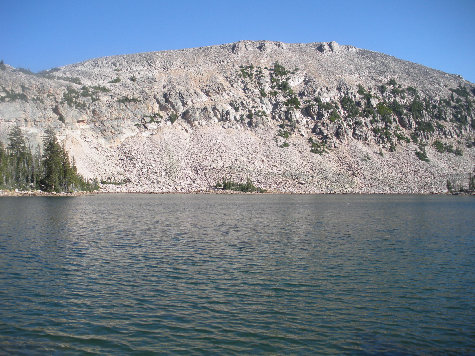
[0,194,474,354]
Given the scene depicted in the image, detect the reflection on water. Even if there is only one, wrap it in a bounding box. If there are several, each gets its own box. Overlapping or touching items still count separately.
[0,194,474,354]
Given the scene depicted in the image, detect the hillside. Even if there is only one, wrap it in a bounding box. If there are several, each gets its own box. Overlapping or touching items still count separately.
[0,40,474,193]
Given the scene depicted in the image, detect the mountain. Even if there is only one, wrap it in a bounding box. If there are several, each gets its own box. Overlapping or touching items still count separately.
[0,40,474,193]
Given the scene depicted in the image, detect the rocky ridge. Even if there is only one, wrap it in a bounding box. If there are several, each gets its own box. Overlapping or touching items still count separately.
[0,40,474,193]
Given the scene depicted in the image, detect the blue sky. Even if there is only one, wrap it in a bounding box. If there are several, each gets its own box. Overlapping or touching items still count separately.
[1,0,474,82]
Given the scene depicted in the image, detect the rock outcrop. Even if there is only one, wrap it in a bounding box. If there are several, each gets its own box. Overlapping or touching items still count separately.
[0,40,474,193]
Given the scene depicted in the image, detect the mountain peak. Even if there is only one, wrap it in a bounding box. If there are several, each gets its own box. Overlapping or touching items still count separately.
[0,41,473,193]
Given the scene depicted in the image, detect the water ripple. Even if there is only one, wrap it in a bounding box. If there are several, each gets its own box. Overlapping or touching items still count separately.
[0,194,474,354]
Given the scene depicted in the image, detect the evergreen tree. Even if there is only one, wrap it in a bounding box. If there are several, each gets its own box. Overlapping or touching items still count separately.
[6,126,35,189]
[40,128,65,192]
[0,142,7,187]
[0,127,96,193]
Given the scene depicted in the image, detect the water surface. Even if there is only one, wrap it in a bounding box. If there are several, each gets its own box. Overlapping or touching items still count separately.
[0,194,474,354]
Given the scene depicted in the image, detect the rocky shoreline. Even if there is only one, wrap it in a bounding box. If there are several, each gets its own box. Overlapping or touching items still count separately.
[2,188,472,197]
[0,190,95,197]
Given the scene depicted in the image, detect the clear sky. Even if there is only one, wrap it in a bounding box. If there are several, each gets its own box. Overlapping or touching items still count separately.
[1,0,474,82]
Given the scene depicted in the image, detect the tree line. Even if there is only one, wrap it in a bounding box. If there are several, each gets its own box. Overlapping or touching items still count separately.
[0,126,98,192]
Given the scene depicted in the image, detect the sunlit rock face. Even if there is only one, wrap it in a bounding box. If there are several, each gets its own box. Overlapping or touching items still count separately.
[0,41,473,193]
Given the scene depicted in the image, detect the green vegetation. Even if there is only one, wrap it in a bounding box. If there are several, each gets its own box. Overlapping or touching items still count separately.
[239,64,254,79]
[277,129,290,139]
[329,109,340,122]
[58,76,82,85]
[450,85,471,99]
[415,143,429,162]
[415,121,435,134]
[372,127,392,142]
[118,96,140,104]
[387,78,397,87]
[215,178,266,193]
[229,101,240,112]
[168,112,178,123]
[234,64,473,156]
[100,178,130,185]
[340,96,359,117]
[376,102,392,123]
[389,99,405,119]
[272,62,290,77]
[61,85,109,109]
[410,97,425,120]
[61,87,86,109]
[308,137,327,154]
[285,96,300,109]
[91,85,110,93]
[0,86,28,102]
[0,127,97,192]
[109,77,121,84]
[394,130,410,143]
[432,140,462,155]
[447,173,475,194]
[406,86,417,96]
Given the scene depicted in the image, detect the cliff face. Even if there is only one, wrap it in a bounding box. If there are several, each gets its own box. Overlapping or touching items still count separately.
[0,40,474,193]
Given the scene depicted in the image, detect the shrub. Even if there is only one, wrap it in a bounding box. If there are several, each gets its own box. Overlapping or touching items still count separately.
[415,144,429,162]
[308,137,327,154]
[61,87,85,109]
[387,78,397,86]
[410,98,424,120]
[329,109,340,122]
[109,77,121,83]
[340,96,359,117]
[91,85,110,93]
[216,178,266,193]
[376,102,392,122]
[450,85,470,99]
[277,129,290,139]
[0,87,28,102]
[118,96,140,104]
[285,96,300,109]
[394,131,410,143]
[406,86,417,96]
[389,99,405,119]
[272,62,289,77]
[169,112,178,123]
[415,121,435,133]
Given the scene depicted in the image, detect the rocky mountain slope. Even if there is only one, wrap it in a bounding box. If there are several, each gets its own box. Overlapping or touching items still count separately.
[0,40,474,193]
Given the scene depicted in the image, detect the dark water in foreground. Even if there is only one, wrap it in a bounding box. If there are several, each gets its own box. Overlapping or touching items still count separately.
[0,194,474,354]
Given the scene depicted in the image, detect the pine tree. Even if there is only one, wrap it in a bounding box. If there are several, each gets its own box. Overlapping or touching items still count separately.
[6,126,35,189]
[40,128,64,192]
[1,127,97,193]
[0,142,7,187]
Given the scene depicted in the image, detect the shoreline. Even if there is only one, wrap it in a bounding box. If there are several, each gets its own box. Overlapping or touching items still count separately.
[0,190,98,197]
[1,189,472,197]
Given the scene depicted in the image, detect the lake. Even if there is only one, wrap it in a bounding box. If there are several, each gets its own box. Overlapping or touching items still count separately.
[0,194,474,354]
